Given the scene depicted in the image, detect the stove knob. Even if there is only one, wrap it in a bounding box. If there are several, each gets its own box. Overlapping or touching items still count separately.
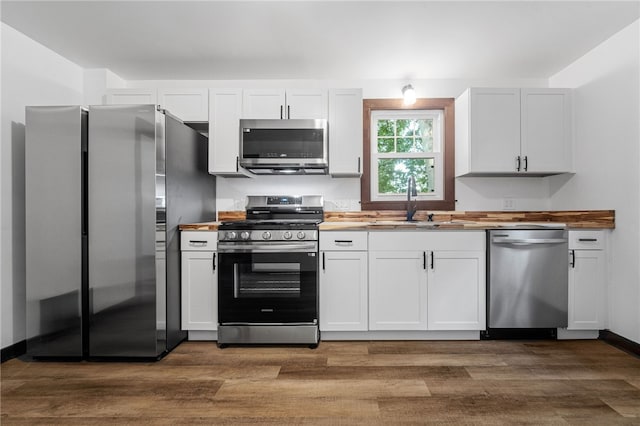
[226,231,237,240]
[283,231,293,240]
[240,231,250,240]
[297,231,306,240]
[262,231,272,240]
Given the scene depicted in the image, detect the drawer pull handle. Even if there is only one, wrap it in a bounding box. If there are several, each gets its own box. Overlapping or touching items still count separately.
[189,240,208,247]
[334,240,354,245]
[578,238,598,242]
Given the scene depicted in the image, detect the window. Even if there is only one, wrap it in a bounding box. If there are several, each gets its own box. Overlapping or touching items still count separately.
[371,110,443,201]
[361,98,455,211]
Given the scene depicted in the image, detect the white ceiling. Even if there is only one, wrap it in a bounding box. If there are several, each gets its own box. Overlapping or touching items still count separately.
[2,1,639,81]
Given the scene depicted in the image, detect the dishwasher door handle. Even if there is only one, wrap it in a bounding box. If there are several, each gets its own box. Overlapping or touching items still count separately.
[492,237,567,245]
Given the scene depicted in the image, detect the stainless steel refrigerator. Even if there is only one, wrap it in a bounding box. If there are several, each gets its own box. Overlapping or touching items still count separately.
[25,104,215,359]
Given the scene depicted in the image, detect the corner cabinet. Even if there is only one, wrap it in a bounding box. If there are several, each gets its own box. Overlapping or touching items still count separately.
[455,87,572,176]
[568,230,607,330]
[328,89,363,177]
[208,88,249,177]
[319,232,368,331]
[242,89,328,119]
[180,231,218,331]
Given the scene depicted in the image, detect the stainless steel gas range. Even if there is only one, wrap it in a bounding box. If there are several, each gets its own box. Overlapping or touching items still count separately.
[216,195,323,347]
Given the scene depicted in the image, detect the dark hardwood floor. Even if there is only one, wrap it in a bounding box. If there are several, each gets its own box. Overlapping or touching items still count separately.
[2,339,640,425]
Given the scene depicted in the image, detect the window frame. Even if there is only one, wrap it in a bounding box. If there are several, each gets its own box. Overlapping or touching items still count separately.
[370,109,444,202]
[361,98,455,211]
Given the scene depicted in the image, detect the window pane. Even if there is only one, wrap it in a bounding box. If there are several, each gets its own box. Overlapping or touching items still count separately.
[396,138,414,153]
[377,120,395,137]
[377,137,395,153]
[377,158,436,195]
[416,119,434,152]
[396,119,412,137]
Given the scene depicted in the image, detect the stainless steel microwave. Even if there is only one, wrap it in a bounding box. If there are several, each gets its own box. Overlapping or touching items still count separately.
[239,119,328,175]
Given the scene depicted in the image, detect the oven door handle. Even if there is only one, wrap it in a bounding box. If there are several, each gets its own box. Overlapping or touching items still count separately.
[218,242,318,253]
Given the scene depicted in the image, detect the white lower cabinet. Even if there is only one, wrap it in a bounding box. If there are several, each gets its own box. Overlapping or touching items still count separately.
[319,232,368,331]
[369,250,428,330]
[568,231,606,330]
[427,250,486,330]
[181,231,218,331]
[367,231,486,332]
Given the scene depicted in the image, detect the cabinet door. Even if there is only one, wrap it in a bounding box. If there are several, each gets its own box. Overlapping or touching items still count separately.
[427,251,486,330]
[521,89,572,173]
[319,251,368,331]
[242,89,285,119]
[469,88,521,173]
[568,250,605,330]
[181,251,218,330]
[158,88,208,122]
[369,251,427,330]
[329,89,363,176]
[286,89,328,119]
[209,88,247,176]
[105,88,157,105]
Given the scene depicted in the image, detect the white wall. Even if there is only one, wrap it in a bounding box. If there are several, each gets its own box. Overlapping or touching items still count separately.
[1,23,84,350]
[549,20,640,343]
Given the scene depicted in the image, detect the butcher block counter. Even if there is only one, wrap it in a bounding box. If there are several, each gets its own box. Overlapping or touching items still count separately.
[179,210,614,231]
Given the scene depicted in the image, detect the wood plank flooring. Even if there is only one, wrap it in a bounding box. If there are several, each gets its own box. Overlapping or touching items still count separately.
[2,340,640,425]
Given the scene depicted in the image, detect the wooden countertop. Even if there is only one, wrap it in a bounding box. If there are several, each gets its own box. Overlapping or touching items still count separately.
[179,210,614,231]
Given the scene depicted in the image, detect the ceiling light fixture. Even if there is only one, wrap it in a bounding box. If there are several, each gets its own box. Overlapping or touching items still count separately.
[402,84,416,106]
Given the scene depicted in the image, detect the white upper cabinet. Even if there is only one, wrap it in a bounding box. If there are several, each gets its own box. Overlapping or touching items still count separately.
[521,88,573,174]
[105,88,209,122]
[242,89,328,119]
[208,88,249,177]
[158,88,209,122]
[329,88,363,177]
[242,89,285,119]
[286,89,328,119]
[105,88,157,105]
[455,87,572,176]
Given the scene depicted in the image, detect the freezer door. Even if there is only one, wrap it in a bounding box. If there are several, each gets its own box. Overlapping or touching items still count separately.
[88,104,165,358]
[25,106,86,358]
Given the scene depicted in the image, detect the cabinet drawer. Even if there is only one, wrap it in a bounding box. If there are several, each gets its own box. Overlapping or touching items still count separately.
[569,230,605,250]
[320,232,367,251]
[181,231,217,251]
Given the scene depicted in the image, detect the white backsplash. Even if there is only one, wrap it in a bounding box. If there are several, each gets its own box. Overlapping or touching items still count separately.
[216,174,555,215]
[215,175,362,214]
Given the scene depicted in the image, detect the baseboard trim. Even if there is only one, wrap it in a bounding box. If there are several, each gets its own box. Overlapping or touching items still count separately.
[1,340,26,363]
[600,330,640,358]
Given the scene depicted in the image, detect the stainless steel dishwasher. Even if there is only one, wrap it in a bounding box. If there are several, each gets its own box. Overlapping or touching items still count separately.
[485,227,568,337]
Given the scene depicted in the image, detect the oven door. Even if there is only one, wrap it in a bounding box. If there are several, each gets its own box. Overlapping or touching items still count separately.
[218,249,318,324]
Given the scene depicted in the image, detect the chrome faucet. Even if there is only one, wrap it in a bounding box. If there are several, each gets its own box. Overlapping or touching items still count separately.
[406,175,417,221]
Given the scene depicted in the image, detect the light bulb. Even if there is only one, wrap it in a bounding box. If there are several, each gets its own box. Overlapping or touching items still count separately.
[402,84,416,106]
